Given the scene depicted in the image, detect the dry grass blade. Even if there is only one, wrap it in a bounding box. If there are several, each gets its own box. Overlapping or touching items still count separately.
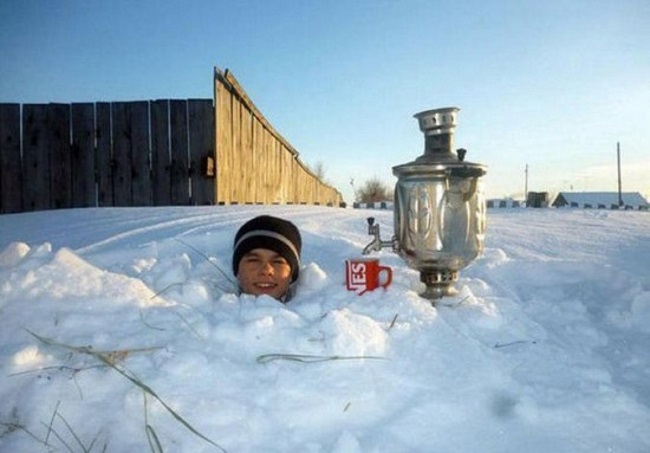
[55,411,87,452]
[150,282,185,300]
[256,353,388,364]
[145,424,164,453]
[143,390,164,453]
[44,401,60,445]
[387,313,399,331]
[175,238,237,287]
[27,330,227,453]
[0,421,51,447]
[139,311,166,331]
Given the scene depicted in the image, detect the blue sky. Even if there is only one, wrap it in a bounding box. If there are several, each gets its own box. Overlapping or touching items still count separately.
[1,0,648,202]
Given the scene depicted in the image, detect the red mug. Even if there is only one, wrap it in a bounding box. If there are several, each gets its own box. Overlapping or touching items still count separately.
[345,258,393,295]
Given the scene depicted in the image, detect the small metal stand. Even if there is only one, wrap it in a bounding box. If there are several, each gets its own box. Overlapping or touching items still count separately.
[419,269,459,300]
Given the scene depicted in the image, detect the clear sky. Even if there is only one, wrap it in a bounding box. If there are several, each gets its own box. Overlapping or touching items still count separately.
[1,0,648,203]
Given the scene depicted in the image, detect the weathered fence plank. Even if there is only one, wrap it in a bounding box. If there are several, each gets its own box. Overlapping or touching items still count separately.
[188,99,214,205]
[49,103,72,209]
[0,103,22,213]
[71,103,95,208]
[22,104,50,211]
[240,107,253,203]
[112,101,151,206]
[231,98,243,203]
[151,99,171,206]
[95,102,113,207]
[111,102,132,206]
[252,117,264,202]
[216,80,233,203]
[170,100,189,205]
[129,102,152,206]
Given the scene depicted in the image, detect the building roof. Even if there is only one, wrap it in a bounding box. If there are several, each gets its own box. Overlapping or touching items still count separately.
[553,192,648,208]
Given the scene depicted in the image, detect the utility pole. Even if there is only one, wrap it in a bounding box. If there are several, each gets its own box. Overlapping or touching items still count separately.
[617,142,623,207]
[524,164,529,202]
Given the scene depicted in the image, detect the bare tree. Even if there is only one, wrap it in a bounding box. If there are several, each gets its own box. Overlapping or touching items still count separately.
[312,161,326,180]
[355,177,393,203]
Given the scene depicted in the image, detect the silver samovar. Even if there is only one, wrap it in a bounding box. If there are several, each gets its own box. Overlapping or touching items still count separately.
[363,107,487,301]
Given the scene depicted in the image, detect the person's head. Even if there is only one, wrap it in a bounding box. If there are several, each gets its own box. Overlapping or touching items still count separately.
[232,215,302,301]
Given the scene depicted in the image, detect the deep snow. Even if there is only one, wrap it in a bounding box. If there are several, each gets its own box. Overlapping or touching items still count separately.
[0,205,649,452]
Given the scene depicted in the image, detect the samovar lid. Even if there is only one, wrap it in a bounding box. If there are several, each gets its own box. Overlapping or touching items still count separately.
[392,159,486,178]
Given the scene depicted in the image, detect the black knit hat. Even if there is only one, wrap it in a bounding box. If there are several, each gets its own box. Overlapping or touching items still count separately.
[232,215,302,282]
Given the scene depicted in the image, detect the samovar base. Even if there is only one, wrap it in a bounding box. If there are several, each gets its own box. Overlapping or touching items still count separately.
[420,269,459,301]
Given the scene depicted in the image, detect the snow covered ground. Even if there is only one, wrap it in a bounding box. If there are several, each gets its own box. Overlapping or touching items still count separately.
[0,205,649,452]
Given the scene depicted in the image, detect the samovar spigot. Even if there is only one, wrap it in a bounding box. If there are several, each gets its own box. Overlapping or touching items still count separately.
[362,217,397,255]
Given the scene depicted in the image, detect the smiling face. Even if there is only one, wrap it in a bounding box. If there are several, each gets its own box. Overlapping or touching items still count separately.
[237,248,293,300]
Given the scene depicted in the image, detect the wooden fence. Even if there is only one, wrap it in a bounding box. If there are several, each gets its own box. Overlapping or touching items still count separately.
[0,69,343,214]
[214,69,342,206]
[0,100,214,213]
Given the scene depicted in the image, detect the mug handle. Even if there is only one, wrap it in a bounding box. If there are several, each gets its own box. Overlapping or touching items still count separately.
[378,266,392,289]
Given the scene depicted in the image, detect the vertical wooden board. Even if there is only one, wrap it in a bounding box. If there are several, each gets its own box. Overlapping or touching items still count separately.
[213,76,219,204]
[263,131,274,202]
[188,99,214,205]
[290,159,299,203]
[71,103,96,207]
[231,99,242,203]
[260,131,268,202]
[247,116,256,203]
[22,104,50,211]
[294,164,301,203]
[95,102,113,206]
[215,81,233,204]
[277,143,286,203]
[258,129,267,202]
[225,96,235,203]
[275,141,283,202]
[252,118,265,203]
[299,164,308,203]
[0,103,22,213]
[271,137,280,202]
[151,100,171,206]
[111,102,132,206]
[268,138,277,203]
[307,173,314,203]
[240,107,253,204]
[48,103,72,209]
[272,142,280,203]
[129,101,152,206]
[170,100,189,205]
[279,147,289,203]
[285,151,293,203]
[286,158,293,203]
[260,124,269,203]
[310,169,317,203]
[285,147,294,203]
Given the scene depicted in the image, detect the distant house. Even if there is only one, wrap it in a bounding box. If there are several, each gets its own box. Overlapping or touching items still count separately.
[526,192,550,208]
[552,192,649,210]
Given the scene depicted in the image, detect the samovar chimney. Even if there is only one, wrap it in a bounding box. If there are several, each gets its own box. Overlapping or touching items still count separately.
[416,107,459,159]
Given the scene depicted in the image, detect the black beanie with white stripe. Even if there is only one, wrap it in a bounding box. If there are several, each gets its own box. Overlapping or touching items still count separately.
[232,215,302,282]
